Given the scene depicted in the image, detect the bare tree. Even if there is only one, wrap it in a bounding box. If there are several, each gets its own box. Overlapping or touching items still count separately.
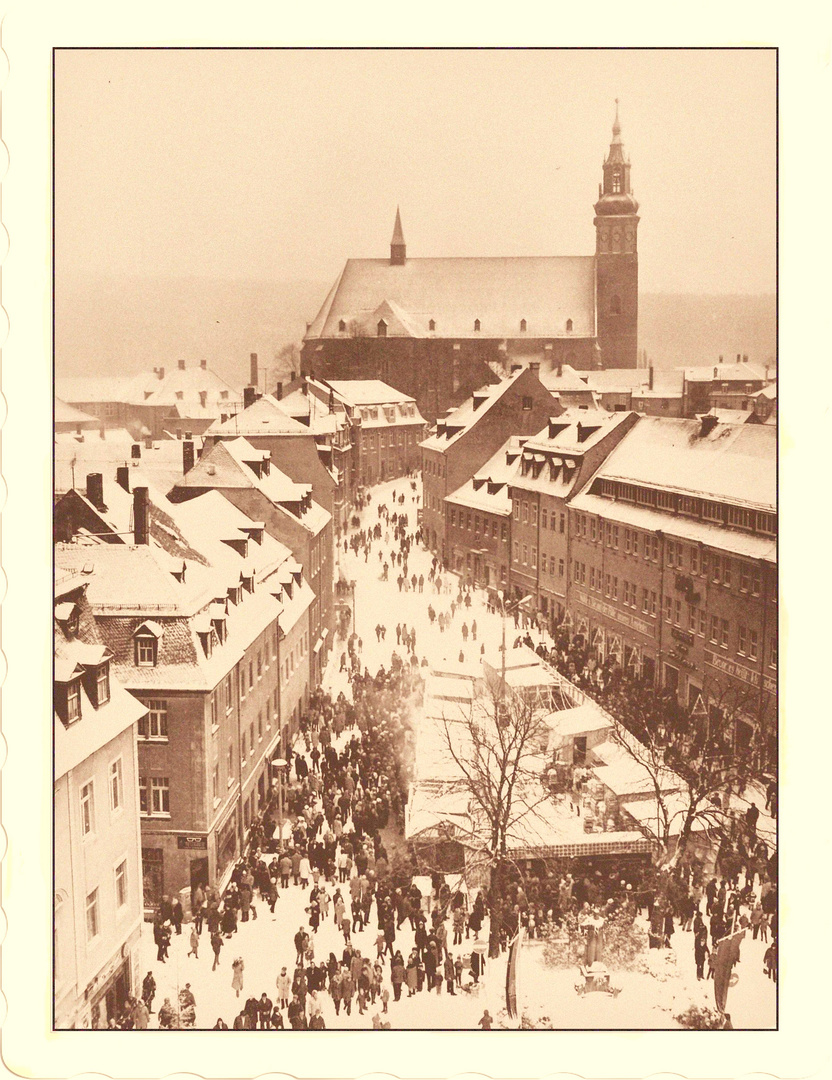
[435,680,554,956]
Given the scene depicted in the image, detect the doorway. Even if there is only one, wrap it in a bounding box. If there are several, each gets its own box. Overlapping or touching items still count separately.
[190,857,208,895]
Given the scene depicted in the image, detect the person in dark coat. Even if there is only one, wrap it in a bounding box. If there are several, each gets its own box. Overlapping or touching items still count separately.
[141,971,156,1013]
[171,897,183,935]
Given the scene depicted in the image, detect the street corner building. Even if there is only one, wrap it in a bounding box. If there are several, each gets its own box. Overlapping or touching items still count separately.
[301,105,640,423]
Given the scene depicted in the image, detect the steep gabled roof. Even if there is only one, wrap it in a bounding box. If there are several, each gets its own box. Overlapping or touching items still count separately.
[305,255,597,341]
[204,394,311,438]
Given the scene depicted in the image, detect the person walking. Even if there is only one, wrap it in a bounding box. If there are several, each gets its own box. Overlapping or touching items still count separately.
[210,930,223,970]
[187,925,199,959]
[232,956,245,998]
[141,971,156,1014]
[276,967,291,1009]
[694,920,710,980]
[444,953,456,996]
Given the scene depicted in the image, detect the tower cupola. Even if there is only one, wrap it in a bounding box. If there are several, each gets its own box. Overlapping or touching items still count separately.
[390,206,406,265]
[594,100,639,218]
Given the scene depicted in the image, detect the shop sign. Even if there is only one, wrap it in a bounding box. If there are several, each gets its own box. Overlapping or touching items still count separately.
[671,627,695,646]
[573,590,655,638]
[704,649,772,693]
[177,835,208,850]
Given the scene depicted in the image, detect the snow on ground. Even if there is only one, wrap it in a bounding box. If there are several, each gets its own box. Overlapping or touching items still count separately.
[139,477,776,1029]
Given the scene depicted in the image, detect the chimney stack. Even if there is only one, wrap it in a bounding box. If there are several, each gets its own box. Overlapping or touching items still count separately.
[718,355,723,364]
[183,439,195,474]
[199,391,207,408]
[244,385,257,409]
[220,413,228,424]
[528,361,540,376]
[116,466,131,493]
[649,365,654,390]
[200,358,207,370]
[557,363,562,378]
[700,415,719,437]
[290,370,296,383]
[178,359,186,370]
[86,472,105,510]
[157,366,165,380]
[276,382,283,401]
[742,354,748,363]
[736,353,741,362]
[131,443,141,460]
[144,436,153,450]
[250,352,259,388]
[133,486,150,545]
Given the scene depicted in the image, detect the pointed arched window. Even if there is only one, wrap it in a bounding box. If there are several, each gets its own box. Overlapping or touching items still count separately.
[612,169,622,194]
[338,319,346,332]
[520,319,527,333]
[377,320,388,337]
[610,295,622,316]
[474,318,481,332]
[429,319,436,332]
[566,319,573,333]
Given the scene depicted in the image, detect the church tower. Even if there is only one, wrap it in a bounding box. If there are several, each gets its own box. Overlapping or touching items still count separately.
[594,102,639,368]
[390,206,406,265]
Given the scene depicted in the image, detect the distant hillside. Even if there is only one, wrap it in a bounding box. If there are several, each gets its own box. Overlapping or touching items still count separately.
[639,293,776,370]
[56,276,776,387]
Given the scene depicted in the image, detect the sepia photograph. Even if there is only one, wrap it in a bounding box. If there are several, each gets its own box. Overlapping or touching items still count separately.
[49,45,777,1036]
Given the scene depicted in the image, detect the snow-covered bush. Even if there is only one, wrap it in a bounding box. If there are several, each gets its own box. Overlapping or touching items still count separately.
[542,910,648,971]
[674,1004,725,1030]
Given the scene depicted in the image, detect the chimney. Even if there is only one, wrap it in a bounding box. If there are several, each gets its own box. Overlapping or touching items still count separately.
[244,385,257,409]
[742,354,748,363]
[648,365,654,390]
[86,472,105,510]
[700,415,718,437]
[131,443,141,460]
[250,352,259,387]
[510,364,522,373]
[736,353,741,362]
[199,391,207,408]
[133,486,150,545]
[178,359,186,370]
[200,358,207,370]
[302,381,308,397]
[713,367,718,379]
[183,439,195,474]
[276,382,283,401]
[144,436,153,450]
[557,363,562,378]
[185,431,192,440]
[157,366,165,380]
[718,355,723,364]
[116,465,131,493]
[220,413,228,424]
[528,361,540,376]
[290,370,296,383]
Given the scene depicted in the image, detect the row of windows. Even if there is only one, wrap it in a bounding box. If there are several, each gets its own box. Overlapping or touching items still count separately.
[514,501,566,533]
[512,542,565,577]
[449,508,508,541]
[340,317,575,335]
[423,456,445,478]
[596,480,776,537]
[362,429,417,450]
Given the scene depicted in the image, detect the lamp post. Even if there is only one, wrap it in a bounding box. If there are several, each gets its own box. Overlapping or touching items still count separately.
[271,757,288,853]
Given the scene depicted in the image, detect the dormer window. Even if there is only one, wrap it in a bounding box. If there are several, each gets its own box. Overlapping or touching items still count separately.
[197,630,213,658]
[66,679,82,723]
[211,616,226,644]
[338,319,346,332]
[55,601,80,637]
[242,574,255,594]
[220,390,229,400]
[429,319,436,332]
[133,621,162,667]
[520,319,527,333]
[135,635,157,667]
[175,391,184,400]
[377,319,387,338]
[566,318,573,332]
[474,319,481,332]
[91,662,110,706]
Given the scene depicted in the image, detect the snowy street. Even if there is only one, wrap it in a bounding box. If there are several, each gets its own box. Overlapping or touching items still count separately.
[137,477,775,1030]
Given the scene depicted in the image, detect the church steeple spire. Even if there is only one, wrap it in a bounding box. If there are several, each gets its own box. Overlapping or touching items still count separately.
[390,206,406,265]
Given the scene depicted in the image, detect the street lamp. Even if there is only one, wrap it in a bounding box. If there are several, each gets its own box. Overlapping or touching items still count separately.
[271,757,288,853]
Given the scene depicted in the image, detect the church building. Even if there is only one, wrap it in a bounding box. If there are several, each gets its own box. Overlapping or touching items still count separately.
[301,105,640,422]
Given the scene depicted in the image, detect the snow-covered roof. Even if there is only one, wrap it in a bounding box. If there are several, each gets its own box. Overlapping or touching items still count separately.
[683,362,769,383]
[204,394,310,437]
[577,416,776,510]
[305,256,597,341]
[55,398,100,429]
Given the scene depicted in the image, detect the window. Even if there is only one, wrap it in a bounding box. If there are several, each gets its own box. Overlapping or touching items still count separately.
[249,721,255,754]
[641,587,649,614]
[665,596,673,623]
[520,318,527,332]
[513,541,520,564]
[491,521,498,539]
[66,679,81,723]
[691,547,700,576]
[558,558,564,578]
[751,567,762,596]
[225,673,233,713]
[474,318,481,332]
[377,319,387,337]
[531,547,537,569]
[542,554,548,574]
[450,509,456,527]
[566,318,573,332]
[711,556,721,584]
[501,522,508,541]
[674,598,682,625]
[559,513,565,534]
[748,628,759,661]
[139,699,168,740]
[522,502,529,523]
[521,395,533,411]
[612,169,621,193]
[227,740,234,781]
[605,573,611,598]
[624,529,631,554]
[249,662,254,691]
[710,615,720,644]
[109,759,123,813]
[531,504,538,526]
[612,576,618,600]
[114,859,128,909]
[720,619,729,649]
[338,319,346,332]
[80,781,95,836]
[85,889,100,942]
[702,500,722,523]
[95,663,110,705]
[632,531,639,557]
[723,559,732,588]
[429,319,436,331]
[590,518,597,542]
[140,777,170,816]
[513,502,520,522]
[135,634,157,667]
[522,544,528,565]
[213,764,220,805]
[612,525,619,549]
[768,632,777,669]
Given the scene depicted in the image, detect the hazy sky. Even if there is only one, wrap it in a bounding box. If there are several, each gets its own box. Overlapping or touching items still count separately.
[55,48,776,293]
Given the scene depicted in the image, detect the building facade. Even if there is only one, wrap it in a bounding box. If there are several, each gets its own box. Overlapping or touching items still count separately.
[54,575,146,1028]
